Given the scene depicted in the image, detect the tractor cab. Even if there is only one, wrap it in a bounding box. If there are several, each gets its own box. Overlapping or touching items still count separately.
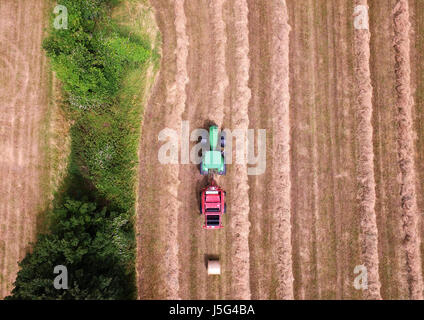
[199,180,226,229]
[200,125,226,175]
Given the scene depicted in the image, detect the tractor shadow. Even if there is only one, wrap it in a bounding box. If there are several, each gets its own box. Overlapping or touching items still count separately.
[202,119,217,128]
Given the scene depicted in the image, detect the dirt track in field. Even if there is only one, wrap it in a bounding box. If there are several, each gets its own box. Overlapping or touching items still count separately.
[137,0,424,299]
[0,0,49,298]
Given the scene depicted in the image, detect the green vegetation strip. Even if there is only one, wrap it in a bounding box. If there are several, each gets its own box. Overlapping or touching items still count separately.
[7,0,159,299]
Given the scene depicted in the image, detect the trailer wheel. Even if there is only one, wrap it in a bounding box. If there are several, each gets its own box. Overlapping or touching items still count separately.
[199,193,203,214]
[224,203,227,214]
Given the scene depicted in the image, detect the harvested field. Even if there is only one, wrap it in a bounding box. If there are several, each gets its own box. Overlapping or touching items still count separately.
[5,0,424,301]
[0,0,54,298]
[136,0,424,300]
[4,0,424,301]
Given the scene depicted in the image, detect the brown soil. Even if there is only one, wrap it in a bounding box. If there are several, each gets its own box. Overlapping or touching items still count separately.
[0,0,50,298]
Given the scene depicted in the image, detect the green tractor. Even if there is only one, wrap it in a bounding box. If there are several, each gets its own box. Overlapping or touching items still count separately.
[200,125,226,175]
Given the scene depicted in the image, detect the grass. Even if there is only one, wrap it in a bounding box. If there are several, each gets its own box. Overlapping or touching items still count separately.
[35,1,72,235]
[111,0,162,297]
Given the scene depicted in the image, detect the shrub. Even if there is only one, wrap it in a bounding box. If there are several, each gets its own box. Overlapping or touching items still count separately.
[43,0,150,109]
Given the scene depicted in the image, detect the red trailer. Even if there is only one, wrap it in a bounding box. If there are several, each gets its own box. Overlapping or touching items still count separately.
[199,180,226,229]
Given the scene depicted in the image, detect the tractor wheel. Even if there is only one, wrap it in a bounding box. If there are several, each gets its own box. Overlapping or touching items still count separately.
[199,193,203,214]
[200,162,208,175]
[220,134,226,148]
[218,163,226,175]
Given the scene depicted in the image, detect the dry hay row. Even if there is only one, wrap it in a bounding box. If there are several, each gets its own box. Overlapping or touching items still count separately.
[269,0,293,300]
[392,0,423,300]
[229,0,251,300]
[353,0,382,300]
[160,0,189,300]
[209,0,228,128]
[209,0,229,298]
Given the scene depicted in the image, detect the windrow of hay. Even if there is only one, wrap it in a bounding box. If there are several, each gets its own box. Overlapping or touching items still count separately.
[229,0,252,300]
[393,0,423,300]
[353,0,382,300]
[209,0,228,128]
[269,0,294,300]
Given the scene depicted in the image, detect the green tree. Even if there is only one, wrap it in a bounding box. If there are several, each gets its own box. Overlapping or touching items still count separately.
[7,199,135,300]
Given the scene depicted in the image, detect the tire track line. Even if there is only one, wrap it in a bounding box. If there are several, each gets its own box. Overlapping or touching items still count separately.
[18,0,40,271]
[246,0,273,299]
[137,0,176,299]
[286,0,305,299]
[221,0,235,299]
[393,0,423,299]
[308,0,321,299]
[176,0,212,299]
[26,0,46,258]
[1,0,23,297]
[333,0,348,298]
[0,0,19,296]
[335,1,363,298]
[324,1,343,299]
